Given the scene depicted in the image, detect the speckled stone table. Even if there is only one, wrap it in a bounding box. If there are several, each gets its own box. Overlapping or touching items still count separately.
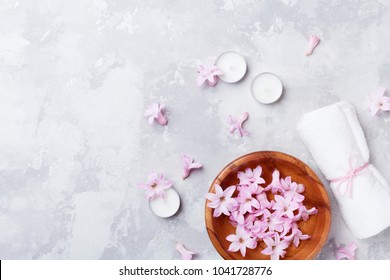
[1,0,390,259]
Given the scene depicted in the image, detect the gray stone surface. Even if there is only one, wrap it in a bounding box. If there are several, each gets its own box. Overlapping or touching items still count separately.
[1,0,390,259]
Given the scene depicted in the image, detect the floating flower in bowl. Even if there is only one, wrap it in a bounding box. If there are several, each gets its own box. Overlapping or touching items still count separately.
[205,151,331,260]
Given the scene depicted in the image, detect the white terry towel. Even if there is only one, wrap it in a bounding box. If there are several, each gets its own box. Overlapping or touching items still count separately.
[297,101,390,239]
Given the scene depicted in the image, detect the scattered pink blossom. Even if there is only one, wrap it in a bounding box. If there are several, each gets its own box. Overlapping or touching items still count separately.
[335,242,358,260]
[206,166,317,259]
[181,154,202,179]
[261,233,290,260]
[226,226,257,257]
[305,35,320,56]
[145,102,168,126]
[228,112,249,137]
[368,87,390,116]
[206,184,237,217]
[196,63,223,87]
[175,243,196,260]
[137,172,173,200]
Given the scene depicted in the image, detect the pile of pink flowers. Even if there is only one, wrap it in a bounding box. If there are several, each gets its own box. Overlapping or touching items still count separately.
[206,166,318,260]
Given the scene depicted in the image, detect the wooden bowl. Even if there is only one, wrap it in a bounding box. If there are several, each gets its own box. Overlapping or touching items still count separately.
[205,151,331,260]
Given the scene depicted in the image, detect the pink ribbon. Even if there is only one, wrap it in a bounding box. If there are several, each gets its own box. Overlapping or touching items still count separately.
[330,159,370,198]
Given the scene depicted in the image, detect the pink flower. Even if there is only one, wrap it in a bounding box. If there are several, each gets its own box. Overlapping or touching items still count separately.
[206,184,237,217]
[279,219,293,238]
[261,210,284,232]
[236,188,260,215]
[238,166,266,193]
[226,226,257,257]
[296,183,305,193]
[261,233,290,260]
[256,192,272,210]
[145,102,168,126]
[265,170,283,194]
[175,243,196,260]
[229,210,244,227]
[282,180,305,203]
[368,87,390,116]
[196,63,223,87]
[251,220,268,239]
[294,205,318,221]
[272,195,300,219]
[181,154,202,179]
[228,112,249,137]
[230,210,260,229]
[284,223,310,247]
[280,176,291,190]
[336,242,358,260]
[305,35,320,56]
[137,172,173,200]
[243,213,257,226]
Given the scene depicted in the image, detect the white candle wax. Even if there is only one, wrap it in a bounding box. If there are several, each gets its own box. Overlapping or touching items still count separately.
[215,51,247,83]
[149,188,180,218]
[251,72,283,104]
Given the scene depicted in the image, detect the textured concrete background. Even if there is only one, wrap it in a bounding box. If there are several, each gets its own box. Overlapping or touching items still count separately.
[1,0,390,259]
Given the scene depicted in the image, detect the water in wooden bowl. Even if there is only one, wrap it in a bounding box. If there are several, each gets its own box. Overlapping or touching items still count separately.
[205,151,331,260]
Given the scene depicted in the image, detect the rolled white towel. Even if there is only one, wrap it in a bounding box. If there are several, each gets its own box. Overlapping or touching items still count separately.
[297,101,390,239]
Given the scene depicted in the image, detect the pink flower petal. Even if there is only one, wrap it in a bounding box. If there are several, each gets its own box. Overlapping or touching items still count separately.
[145,103,168,126]
[226,234,240,243]
[382,98,390,111]
[207,199,220,208]
[196,63,222,87]
[138,172,173,200]
[219,203,230,216]
[228,112,249,137]
[156,112,167,126]
[368,87,390,116]
[305,35,320,56]
[223,185,236,197]
[261,247,273,255]
[336,242,358,260]
[228,242,241,252]
[213,207,222,218]
[182,154,202,179]
[245,238,257,249]
[239,245,247,257]
[207,75,215,84]
[214,184,223,195]
[176,243,196,260]
[196,75,207,87]
[263,237,275,248]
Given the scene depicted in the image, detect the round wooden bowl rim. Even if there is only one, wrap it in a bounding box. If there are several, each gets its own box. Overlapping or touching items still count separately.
[204,151,331,260]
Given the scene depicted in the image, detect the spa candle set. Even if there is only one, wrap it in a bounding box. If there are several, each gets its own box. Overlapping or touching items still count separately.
[215,51,284,104]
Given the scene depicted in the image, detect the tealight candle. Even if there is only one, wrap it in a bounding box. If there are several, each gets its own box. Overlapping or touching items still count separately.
[149,188,180,218]
[251,72,283,104]
[215,51,247,83]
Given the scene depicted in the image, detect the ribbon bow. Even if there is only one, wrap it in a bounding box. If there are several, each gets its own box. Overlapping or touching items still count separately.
[330,156,370,198]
